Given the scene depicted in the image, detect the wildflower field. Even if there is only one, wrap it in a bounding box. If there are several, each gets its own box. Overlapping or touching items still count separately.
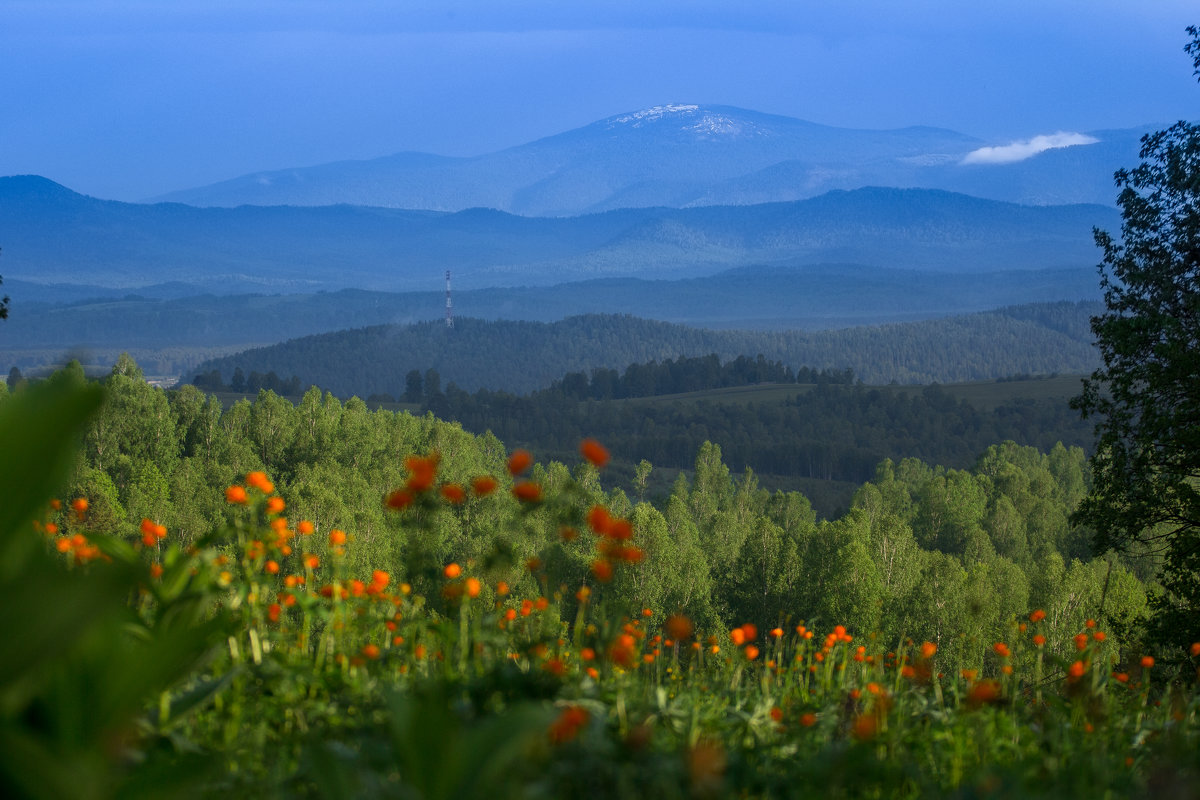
[4,377,1200,799]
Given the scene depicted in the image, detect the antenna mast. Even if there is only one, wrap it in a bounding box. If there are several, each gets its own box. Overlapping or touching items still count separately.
[445,270,454,329]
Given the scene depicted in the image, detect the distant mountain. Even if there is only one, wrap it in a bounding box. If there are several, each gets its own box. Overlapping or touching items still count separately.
[0,265,1103,359]
[152,105,1149,214]
[190,304,1102,396]
[0,176,1119,292]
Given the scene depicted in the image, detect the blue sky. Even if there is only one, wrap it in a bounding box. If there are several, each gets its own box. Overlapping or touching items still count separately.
[2,0,1197,201]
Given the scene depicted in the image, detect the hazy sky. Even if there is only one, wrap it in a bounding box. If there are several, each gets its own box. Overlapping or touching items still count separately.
[2,0,1197,201]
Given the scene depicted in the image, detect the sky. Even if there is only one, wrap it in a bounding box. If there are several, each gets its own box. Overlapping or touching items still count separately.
[2,0,1197,201]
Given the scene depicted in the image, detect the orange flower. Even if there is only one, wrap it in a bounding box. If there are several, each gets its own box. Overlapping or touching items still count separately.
[1093,631,1106,642]
[920,641,938,659]
[329,529,347,546]
[267,603,281,623]
[587,505,612,535]
[799,712,817,727]
[471,476,498,496]
[369,570,390,592]
[265,560,280,574]
[246,471,275,493]
[741,623,758,642]
[465,577,481,598]
[1074,633,1089,651]
[225,486,247,504]
[440,483,466,504]
[266,496,285,515]
[1113,671,1130,683]
[404,455,438,492]
[1191,642,1200,658]
[361,643,381,659]
[1032,634,1046,647]
[770,627,784,639]
[730,627,746,646]
[496,580,509,596]
[579,438,610,468]
[993,642,1010,658]
[298,520,314,535]
[443,562,462,579]
[512,481,542,502]
[641,607,653,618]
[744,645,760,661]
[1068,660,1087,680]
[303,554,320,570]
[666,614,694,641]
[607,518,633,540]
[71,497,89,515]
[591,559,613,582]
[385,489,414,510]
[967,679,1002,706]
[506,449,533,475]
[1141,655,1155,669]
[1029,609,1046,623]
[548,706,590,744]
[851,714,877,740]
[1085,618,1096,628]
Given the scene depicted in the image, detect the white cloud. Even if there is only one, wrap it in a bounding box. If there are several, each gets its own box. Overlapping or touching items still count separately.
[960,132,1099,165]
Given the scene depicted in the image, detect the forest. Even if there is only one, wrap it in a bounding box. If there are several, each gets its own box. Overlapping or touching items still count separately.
[187,301,1101,396]
[20,355,1147,662]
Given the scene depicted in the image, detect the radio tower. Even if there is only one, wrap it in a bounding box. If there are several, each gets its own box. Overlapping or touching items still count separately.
[444,270,454,329]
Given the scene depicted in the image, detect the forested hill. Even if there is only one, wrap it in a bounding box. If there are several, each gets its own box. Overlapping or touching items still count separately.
[191,302,1101,397]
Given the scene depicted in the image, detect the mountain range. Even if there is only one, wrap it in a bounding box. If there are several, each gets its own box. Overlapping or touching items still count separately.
[152,105,1151,215]
[0,176,1118,294]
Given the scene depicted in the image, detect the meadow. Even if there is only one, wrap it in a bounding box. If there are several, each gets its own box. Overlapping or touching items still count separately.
[3,375,1198,799]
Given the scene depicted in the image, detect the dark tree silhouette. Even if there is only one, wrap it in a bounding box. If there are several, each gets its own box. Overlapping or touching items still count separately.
[1072,26,1200,650]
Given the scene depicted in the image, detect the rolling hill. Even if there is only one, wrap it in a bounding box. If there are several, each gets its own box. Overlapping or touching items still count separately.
[189,303,1102,396]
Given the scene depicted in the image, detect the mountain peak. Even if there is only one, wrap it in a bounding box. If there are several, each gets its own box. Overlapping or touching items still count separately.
[605,104,765,138]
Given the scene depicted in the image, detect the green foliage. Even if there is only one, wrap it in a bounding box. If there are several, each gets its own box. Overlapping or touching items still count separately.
[1072,26,1200,654]
[0,377,228,799]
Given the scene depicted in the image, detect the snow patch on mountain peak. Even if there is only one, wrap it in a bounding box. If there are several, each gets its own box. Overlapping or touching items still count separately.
[608,105,763,139]
[613,104,701,125]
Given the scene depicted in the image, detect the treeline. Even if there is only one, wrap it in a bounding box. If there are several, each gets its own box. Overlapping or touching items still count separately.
[193,366,303,396]
[189,303,1102,396]
[6,356,1153,674]
[422,379,1092,493]
[384,353,855,405]
[547,354,855,400]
